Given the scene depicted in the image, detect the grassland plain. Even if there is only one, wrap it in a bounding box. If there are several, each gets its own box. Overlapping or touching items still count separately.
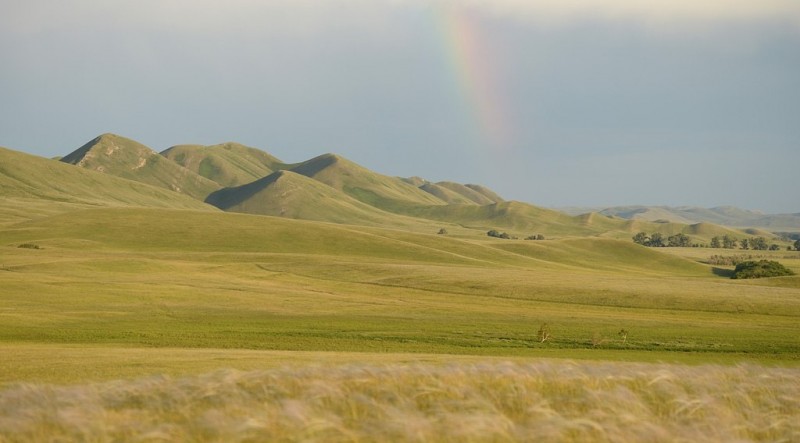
[1,205,799,441]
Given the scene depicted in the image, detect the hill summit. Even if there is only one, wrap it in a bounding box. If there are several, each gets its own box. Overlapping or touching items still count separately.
[61,134,220,200]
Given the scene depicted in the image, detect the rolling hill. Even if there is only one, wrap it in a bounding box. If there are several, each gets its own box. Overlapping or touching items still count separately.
[61,133,221,200]
[560,205,800,231]
[0,146,214,225]
[205,170,442,229]
[288,153,447,211]
[2,133,767,241]
[161,142,284,187]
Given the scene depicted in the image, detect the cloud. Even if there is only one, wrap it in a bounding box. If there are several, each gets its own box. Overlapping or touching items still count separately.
[6,0,800,36]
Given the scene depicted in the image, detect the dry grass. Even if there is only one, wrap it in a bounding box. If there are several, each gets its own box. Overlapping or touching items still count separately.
[1,360,797,442]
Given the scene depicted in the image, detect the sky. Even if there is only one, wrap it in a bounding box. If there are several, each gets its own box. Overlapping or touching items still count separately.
[1,0,799,213]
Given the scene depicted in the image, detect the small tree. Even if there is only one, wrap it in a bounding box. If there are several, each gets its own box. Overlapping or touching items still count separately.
[722,235,737,249]
[632,232,649,245]
[618,329,629,344]
[769,244,780,251]
[537,323,552,343]
[795,239,800,251]
[648,232,665,247]
[437,228,448,235]
[536,234,545,240]
[667,233,691,247]
[740,238,749,250]
[710,236,721,248]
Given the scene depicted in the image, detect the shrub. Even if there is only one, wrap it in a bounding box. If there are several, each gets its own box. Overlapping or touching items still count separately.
[731,260,794,279]
[17,243,41,249]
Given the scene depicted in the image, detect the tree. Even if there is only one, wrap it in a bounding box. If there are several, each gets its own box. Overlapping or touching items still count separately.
[710,236,721,248]
[750,237,768,251]
[537,323,552,343]
[769,244,781,251]
[648,232,665,247]
[536,234,545,240]
[740,238,749,250]
[632,232,649,245]
[667,233,691,247]
[795,239,800,251]
[437,228,448,235]
[722,235,737,249]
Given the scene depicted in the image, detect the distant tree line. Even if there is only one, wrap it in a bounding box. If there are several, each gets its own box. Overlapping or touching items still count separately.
[632,232,691,247]
[709,235,782,251]
[633,232,791,250]
[487,230,546,240]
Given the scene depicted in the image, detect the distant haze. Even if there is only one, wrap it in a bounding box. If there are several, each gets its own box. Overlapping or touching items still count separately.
[2,0,798,213]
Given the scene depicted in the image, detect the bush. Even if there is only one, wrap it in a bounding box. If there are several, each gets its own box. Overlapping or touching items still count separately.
[17,243,41,249]
[487,230,511,239]
[731,260,794,279]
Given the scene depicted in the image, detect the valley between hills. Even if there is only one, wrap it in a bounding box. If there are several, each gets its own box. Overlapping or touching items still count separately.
[1,133,799,441]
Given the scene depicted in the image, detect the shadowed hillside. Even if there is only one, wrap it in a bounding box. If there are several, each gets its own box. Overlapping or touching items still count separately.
[61,134,221,200]
[205,170,442,229]
[161,142,284,187]
[289,154,447,211]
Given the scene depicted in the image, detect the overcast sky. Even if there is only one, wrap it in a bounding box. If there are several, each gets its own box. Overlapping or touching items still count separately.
[2,0,798,213]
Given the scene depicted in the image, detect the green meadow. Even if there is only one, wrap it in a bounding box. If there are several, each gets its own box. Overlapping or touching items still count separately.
[2,207,798,387]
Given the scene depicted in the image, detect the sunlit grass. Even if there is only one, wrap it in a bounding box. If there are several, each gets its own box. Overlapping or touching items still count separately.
[1,360,797,442]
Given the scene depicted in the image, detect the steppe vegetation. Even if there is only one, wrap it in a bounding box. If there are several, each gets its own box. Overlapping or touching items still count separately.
[2,361,798,442]
[1,137,799,441]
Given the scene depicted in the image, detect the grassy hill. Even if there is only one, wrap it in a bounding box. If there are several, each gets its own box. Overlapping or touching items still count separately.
[0,146,214,225]
[205,170,446,229]
[289,154,447,211]
[434,181,499,205]
[61,133,221,200]
[161,142,284,187]
[564,205,800,231]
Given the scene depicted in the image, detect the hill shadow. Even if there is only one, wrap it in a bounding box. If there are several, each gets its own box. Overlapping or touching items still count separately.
[711,267,734,278]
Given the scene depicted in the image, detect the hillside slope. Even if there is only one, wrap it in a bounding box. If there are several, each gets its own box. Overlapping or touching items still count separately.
[61,134,220,200]
[161,143,284,187]
[289,154,447,211]
[0,146,215,224]
[205,170,441,229]
[562,205,800,231]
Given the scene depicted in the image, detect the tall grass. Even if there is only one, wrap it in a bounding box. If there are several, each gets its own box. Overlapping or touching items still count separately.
[1,360,797,442]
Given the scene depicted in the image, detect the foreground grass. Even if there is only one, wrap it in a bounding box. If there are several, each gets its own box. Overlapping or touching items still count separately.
[1,360,797,442]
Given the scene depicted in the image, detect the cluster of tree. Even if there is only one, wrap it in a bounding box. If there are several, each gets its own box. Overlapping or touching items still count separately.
[632,232,691,247]
[525,234,546,241]
[731,260,795,279]
[487,230,515,239]
[710,235,781,251]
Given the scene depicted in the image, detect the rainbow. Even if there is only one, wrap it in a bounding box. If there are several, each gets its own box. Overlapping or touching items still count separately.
[434,4,514,152]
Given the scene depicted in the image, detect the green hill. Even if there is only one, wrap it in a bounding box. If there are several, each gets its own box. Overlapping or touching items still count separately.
[161,142,284,187]
[418,182,477,205]
[464,184,504,203]
[61,133,221,200]
[434,181,499,205]
[205,170,440,229]
[289,154,447,211]
[0,146,213,221]
[0,206,708,276]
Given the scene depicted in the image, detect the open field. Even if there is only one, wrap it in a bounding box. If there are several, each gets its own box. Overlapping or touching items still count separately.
[1,205,799,440]
[1,207,798,372]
